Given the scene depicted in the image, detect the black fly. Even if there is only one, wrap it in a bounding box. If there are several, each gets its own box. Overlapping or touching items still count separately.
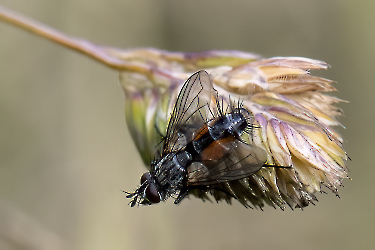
[126,70,277,207]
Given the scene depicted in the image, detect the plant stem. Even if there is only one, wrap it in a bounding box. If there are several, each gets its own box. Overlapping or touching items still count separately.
[0,4,147,71]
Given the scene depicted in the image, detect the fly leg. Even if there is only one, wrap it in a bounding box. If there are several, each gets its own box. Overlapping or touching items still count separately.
[174,186,189,204]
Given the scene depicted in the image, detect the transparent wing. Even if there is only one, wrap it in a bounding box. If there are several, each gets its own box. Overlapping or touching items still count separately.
[163,70,217,153]
[187,141,268,185]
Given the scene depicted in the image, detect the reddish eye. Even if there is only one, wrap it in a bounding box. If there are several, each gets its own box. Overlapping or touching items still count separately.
[140,172,151,184]
[145,183,161,204]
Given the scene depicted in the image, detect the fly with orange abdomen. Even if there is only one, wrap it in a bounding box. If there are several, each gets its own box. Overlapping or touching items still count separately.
[125,70,283,206]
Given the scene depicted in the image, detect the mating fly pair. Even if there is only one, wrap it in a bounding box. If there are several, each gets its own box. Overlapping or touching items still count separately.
[126,70,279,207]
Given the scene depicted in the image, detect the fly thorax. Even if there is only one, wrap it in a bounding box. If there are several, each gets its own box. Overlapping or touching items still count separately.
[154,152,191,197]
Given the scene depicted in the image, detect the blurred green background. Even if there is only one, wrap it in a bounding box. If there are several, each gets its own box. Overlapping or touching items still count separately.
[0,1,373,250]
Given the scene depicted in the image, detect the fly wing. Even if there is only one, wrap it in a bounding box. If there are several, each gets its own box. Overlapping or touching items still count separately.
[187,141,268,185]
[163,70,217,153]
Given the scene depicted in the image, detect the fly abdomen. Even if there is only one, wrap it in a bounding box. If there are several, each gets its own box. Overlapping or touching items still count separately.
[209,111,249,139]
[188,110,250,161]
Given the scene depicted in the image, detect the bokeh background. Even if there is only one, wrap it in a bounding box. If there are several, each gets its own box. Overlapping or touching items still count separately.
[0,1,373,250]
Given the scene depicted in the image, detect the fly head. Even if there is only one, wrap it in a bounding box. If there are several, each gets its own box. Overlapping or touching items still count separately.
[126,172,161,207]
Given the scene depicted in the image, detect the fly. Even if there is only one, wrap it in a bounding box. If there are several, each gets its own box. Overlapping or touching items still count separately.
[126,70,280,207]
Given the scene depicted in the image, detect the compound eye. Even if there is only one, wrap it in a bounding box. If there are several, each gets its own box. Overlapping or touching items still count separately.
[140,172,151,185]
[145,183,161,204]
